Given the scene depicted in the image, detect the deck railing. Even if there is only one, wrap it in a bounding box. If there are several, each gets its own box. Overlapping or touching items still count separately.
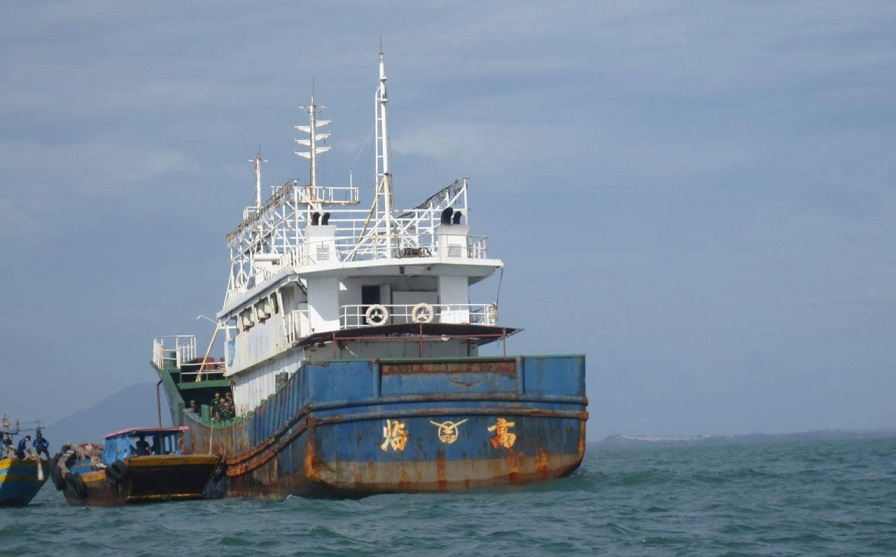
[340,302,497,329]
[281,303,497,344]
[271,233,488,270]
[285,309,312,343]
[152,335,197,370]
[178,360,226,383]
[154,335,227,382]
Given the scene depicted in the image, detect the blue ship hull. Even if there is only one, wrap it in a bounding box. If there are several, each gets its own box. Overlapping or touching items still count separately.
[158,355,587,498]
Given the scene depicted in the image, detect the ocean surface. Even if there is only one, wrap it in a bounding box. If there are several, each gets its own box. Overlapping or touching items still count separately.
[2,436,895,556]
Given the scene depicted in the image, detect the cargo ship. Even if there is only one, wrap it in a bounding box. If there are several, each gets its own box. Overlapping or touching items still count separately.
[151,53,588,498]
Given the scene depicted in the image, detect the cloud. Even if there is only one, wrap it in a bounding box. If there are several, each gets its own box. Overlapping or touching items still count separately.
[0,140,201,240]
[1,0,895,437]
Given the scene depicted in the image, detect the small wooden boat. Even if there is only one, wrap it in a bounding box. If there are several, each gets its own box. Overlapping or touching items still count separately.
[53,427,222,506]
[0,417,50,506]
[0,455,49,507]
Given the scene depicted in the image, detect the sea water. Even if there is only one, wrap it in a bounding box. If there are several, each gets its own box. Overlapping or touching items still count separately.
[2,436,894,556]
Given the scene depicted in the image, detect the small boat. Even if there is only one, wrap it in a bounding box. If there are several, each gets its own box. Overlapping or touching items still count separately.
[0,418,50,507]
[53,427,222,506]
[0,457,49,507]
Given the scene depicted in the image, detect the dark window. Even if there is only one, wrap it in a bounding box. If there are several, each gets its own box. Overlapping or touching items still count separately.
[362,285,381,307]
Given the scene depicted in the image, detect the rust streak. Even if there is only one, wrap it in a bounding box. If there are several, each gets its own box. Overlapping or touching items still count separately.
[535,448,549,480]
[381,359,517,376]
[225,404,314,466]
[506,450,521,484]
[304,430,320,482]
[436,448,447,492]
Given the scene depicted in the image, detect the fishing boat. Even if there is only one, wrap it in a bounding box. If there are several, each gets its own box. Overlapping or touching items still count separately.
[0,457,49,507]
[151,53,588,498]
[0,418,50,506]
[53,427,222,506]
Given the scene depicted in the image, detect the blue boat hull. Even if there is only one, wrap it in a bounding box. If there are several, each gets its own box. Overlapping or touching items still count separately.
[0,458,49,506]
[162,355,588,498]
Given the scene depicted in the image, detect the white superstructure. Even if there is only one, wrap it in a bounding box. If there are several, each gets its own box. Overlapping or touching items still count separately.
[213,54,506,415]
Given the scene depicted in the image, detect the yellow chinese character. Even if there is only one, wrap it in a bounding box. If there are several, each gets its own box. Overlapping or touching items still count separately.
[488,417,517,449]
[381,419,408,452]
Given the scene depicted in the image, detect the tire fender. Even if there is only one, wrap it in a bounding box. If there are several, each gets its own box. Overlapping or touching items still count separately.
[108,460,129,483]
[65,473,87,500]
[50,463,65,491]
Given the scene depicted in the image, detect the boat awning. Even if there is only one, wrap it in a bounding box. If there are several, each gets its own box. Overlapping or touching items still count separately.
[103,426,188,439]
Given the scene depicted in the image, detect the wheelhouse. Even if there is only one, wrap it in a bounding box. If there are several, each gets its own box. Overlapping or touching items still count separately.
[101,427,186,464]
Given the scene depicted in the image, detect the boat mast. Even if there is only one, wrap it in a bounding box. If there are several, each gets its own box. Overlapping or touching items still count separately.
[375,51,395,255]
[250,151,267,211]
[296,93,331,213]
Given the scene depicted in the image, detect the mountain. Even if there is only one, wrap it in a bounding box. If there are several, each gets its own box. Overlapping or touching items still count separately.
[46,383,171,448]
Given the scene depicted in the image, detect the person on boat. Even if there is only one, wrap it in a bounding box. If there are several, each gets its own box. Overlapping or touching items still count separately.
[189,400,199,413]
[134,434,151,456]
[32,428,49,459]
[16,435,32,459]
[2,434,14,458]
[213,392,223,416]
[224,393,235,419]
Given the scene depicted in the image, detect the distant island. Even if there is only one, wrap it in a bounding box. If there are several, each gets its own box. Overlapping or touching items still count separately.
[47,382,170,446]
[594,429,896,449]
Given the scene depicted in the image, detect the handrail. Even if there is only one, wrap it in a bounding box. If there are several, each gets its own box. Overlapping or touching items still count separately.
[256,233,487,268]
[340,302,497,329]
[152,335,197,370]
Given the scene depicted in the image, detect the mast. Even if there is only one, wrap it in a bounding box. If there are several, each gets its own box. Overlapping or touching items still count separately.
[250,151,267,211]
[375,51,395,255]
[295,95,331,191]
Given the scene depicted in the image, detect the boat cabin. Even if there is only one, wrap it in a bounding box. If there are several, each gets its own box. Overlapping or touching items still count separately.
[101,427,186,464]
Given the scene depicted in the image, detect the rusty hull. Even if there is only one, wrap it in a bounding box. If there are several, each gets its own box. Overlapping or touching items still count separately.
[175,355,588,498]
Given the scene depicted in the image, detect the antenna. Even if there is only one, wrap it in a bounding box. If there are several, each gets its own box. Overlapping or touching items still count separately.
[250,149,267,210]
[376,50,390,179]
[374,49,395,255]
[296,93,331,190]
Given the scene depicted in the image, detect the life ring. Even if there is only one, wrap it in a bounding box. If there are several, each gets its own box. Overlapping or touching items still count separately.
[411,303,434,323]
[365,304,389,326]
[65,473,87,500]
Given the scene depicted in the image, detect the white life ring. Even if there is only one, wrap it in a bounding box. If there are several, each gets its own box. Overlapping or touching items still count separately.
[365,304,389,326]
[411,303,434,324]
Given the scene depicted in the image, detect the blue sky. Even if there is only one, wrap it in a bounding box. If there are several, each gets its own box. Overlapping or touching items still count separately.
[1,2,894,441]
